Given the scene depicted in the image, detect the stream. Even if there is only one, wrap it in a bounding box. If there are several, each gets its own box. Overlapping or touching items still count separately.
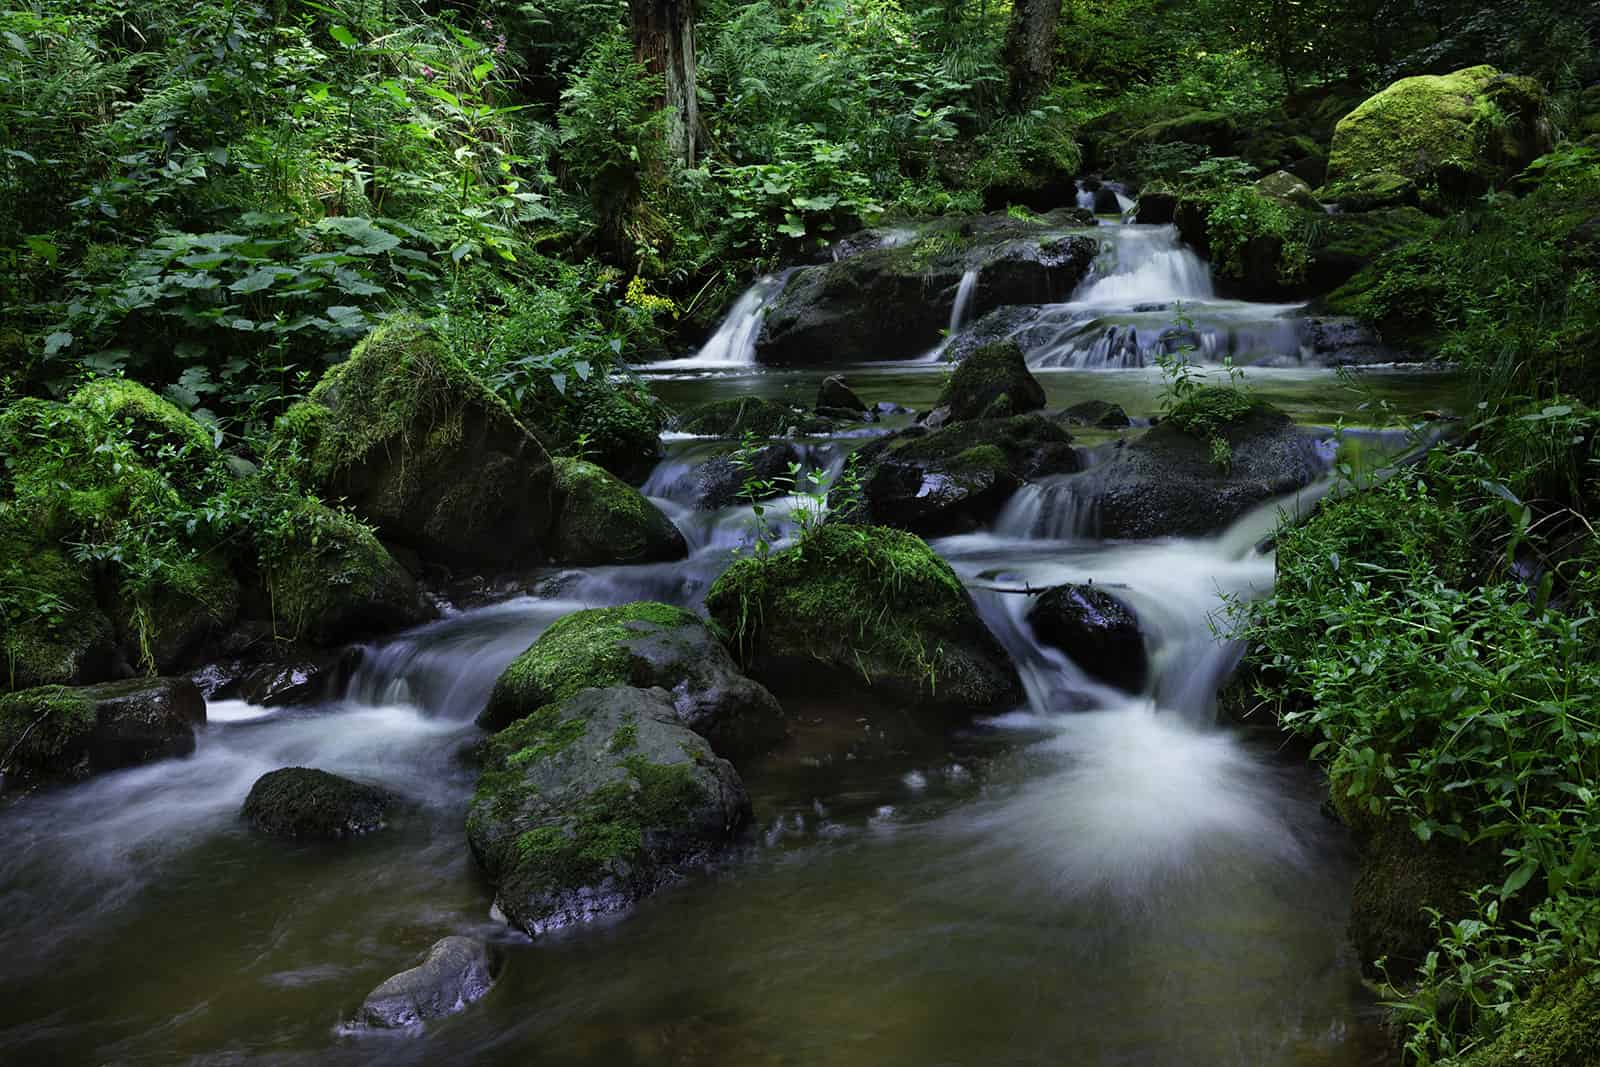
[0,220,1464,1065]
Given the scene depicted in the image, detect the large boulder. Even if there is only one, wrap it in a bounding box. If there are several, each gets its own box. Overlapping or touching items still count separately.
[939,341,1047,422]
[467,686,749,936]
[272,316,555,568]
[1072,389,1329,539]
[479,602,784,759]
[755,217,1098,365]
[361,936,499,1028]
[704,524,1023,716]
[1025,584,1148,693]
[546,458,687,566]
[262,502,433,647]
[242,767,396,839]
[0,677,204,791]
[1322,65,1551,204]
[840,415,1079,536]
[1304,206,1437,293]
[1125,111,1238,156]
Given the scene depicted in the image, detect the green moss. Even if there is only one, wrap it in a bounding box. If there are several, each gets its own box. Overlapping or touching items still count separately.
[0,684,95,771]
[1319,171,1419,211]
[939,341,1045,422]
[1456,968,1600,1067]
[953,444,1008,471]
[1166,387,1261,437]
[482,601,697,729]
[69,379,214,463]
[263,500,414,644]
[0,517,115,690]
[1313,207,1437,263]
[676,397,818,438]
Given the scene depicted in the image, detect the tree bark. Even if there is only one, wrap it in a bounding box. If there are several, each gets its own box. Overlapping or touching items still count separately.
[1002,0,1060,110]
[629,0,698,167]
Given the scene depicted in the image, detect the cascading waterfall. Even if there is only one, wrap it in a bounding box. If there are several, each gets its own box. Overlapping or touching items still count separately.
[669,271,793,367]
[1074,224,1215,305]
[949,268,980,336]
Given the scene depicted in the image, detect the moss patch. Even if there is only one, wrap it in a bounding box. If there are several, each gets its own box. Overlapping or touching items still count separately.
[1457,968,1600,1067]
[940,341,1046,422]
[546,458,686,565]
[0,684,96,773]
[675,397,822,438]
[263,500,422,646]
[69,379,215,465]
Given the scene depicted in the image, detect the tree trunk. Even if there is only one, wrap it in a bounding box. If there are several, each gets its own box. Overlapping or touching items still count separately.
[629,0,698,167]
[1002,0,1060,110]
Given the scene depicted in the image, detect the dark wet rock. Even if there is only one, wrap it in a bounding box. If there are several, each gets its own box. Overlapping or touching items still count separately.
[270,316,554,569]
[939,305,1046,365]
[1073,392,1329,539]
[1305,206,1437,293]
[705,524,1024,717]
[361,936,499,1028]
[467,686,749,936]
[1298,316,1406,365]
[242,767,396,839]
[692,441,802,511]
[840,415,1079,536]
[1026,584,1148,692]
[547,458,687,566]
[479,602,784,759]
[1092,185,1124,215]
[1134,190,1178,225]
[1059,400,1132,429]
[0,677,205,792]
[817,375,869,414]
[235,658,338,707]
[1127,110,1238,155]
[941,341,1046,422]
[675,397,828,438]
[756,215,1098,365]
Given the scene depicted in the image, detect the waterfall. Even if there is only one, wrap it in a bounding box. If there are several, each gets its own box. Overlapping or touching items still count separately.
[949,268,980,336]
[1074,224,1214,305]
[672,272,792,367]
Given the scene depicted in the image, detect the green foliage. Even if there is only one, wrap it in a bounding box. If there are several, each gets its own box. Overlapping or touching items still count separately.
[1203,186,1311,283]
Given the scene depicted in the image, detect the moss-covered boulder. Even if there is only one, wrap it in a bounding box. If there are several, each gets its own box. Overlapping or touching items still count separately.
[262,501,432,647]
[1456,967,1600,1067]
[1,529,124,690]
[0,677,204,792]
[1073,389,1329,539]
[1253,170,1320,211]
[755,216,1098,365]
[242,767,396,839]
[1025,584,1148,693]
[479,602,784,758]
[841,415,1079,535]
[1323,65,1552,204]
[1305,206,1438,293]
[704,524,1023,716]
[361,935,499,1029]
[273,316,555,568]
[69,379,216,472]
[674,397,827,438]
[1060,400,1131,429]
[467,685,749,936]
[1127,111,1238,155]
[939,341,1046,422]
[816,374,869,416]
[546,459,687,566]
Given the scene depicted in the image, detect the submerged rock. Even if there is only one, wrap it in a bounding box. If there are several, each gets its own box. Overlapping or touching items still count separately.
[1026,584,1148,692]
[841,415,1079,535]
[0,677,205,791]
[675,397,826,438]
[242,767,396,839]
[939,341,1047,423]
[479,602,784,759]
[361,936,498,1028]
[467,686,749,936]
[547,458,687,566]
[816,374,869,416]
[705,524,1023,716]
[272,316,555,568]
[1073,390,1328,539]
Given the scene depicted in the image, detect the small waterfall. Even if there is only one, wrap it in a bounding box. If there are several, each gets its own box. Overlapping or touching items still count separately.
[993,477,1099,539]
[673,272,792,367]
[1075,224,1214,305]
[948,268,980,335]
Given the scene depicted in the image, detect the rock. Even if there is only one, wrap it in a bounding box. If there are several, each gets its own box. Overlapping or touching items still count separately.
[1321,171,1420,212]
[1134,190,1178,225]
[841,415,1079,535]
[109,555,240,674]
[1026,584,1148,692]
[467,686,749,936]
[691,442,802,511]
[1298,316,1404,365]
[1323,65,1551,203]
[546,458,687,566]
[675,397,825,438]
[69,379,217,481]
[1305,206,1437,293]
[755,216,1098,365]
[263,501,433,647]
[1059,400,1131,429]
[0,532,125,690]
[704,524,1023,716]
[816,375,868,414]
[1092,185,1123,215]
[1072,389,1329,539]
[0,677,205,791]
[234,657,339,707]
[242,767,396,839]
[1126,111,1238,155]
[271,316,555,568]
[361,936,498,1028]
[479,602,784,759]
[1254,170,1320,211]
[940,341,1047,422]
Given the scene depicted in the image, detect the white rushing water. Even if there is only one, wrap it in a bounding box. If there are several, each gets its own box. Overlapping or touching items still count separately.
[948,268,980,335]
[1074,224,1214,305]
[667,272,792,367]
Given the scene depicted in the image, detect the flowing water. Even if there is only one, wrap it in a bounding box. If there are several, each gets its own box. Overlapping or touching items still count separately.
[0,218,1463,1065]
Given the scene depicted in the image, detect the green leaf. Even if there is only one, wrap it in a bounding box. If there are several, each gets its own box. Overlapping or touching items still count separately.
[324,306,368,330]
[23,236,58,266]
[1500,861,1537,898]
[43,331,73,357]
[317,217,401,254]
[228,268,283,294]
[329,25,358,48]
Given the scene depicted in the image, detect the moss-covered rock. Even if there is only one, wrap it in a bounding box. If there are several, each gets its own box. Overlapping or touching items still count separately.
[0,676,204,792]
[704,524,1023,716]
[1323,65,1552,203]
[273,316,555,568]
[1253,170,1320,211]
[1318,171,1419,212]
[939,341,1047,422]
[840,415,1079,535]
[546,458,687,566]
[111,552,240,675]
[69,379,215,467]
[479,601,784,758]
[263,501,432,647]
[242,767,396,839]
[1072,391,1329,538]
[1059,400,1131,429]
[1126,111,1238,155]
[467,685,749,936]
[816,374,869,415]
[674,397,827,438]
[1455,967,1600,1067]
[1,529,123,690]
[1305,206,1438,293]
